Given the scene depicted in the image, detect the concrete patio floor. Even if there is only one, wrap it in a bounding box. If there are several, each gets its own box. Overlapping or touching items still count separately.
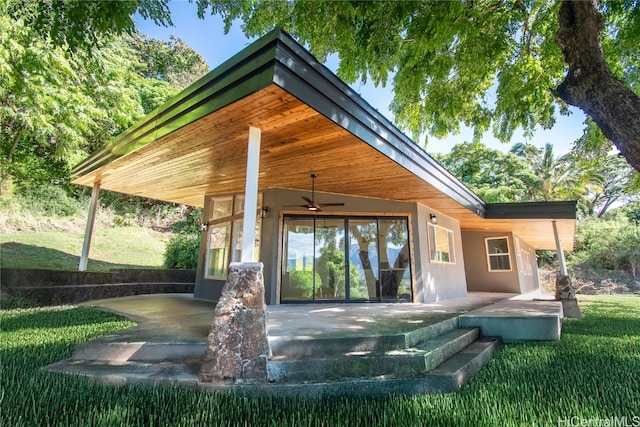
[79,292,519,345]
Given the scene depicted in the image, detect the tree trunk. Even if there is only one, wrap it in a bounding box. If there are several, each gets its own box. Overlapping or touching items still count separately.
[553,0,640,173]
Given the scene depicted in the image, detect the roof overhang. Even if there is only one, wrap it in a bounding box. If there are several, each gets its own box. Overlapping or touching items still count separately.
[72,29,575,251]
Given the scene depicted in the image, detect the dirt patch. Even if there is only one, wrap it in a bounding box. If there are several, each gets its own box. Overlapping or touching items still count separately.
[539,265,640,296]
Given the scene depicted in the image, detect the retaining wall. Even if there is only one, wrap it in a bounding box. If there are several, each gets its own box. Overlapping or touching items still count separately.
[1,268,196,306]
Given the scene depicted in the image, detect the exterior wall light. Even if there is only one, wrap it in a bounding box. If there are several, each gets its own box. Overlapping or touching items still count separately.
[261,206,269,218]
[430,214,438,224]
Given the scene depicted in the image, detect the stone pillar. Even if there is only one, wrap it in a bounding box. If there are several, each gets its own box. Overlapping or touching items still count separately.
[556,275,581,318]
[199,262,270,383]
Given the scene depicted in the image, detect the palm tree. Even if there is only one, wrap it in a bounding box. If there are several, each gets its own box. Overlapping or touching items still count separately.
[510,142,580,201]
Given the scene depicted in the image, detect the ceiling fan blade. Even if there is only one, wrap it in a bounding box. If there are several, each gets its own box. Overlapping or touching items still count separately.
[316,202,345,207]
[301,196,314,204]
[283,204,309,208]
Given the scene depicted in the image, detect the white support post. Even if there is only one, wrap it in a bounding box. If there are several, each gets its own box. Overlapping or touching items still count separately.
[241,126,261,262]
[552,220,568,276]
[79,183,100,271]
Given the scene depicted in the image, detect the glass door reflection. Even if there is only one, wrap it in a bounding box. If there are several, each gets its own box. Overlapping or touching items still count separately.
[314,217,346,300]
[281,217,315,302]
[348,219,380,301]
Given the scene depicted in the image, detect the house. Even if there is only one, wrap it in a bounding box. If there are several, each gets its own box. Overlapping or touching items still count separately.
[71,29,576,305]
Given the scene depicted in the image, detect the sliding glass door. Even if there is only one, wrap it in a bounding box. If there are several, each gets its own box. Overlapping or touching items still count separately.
[281,215,412,303]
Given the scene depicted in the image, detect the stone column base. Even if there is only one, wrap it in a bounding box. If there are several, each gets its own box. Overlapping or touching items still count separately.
[556,275,581,318]
[199,262,270,383]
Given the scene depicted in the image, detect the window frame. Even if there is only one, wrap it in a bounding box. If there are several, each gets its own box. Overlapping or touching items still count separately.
[485,236,513,272]
[203,193,262,280]
[427,223,456,265]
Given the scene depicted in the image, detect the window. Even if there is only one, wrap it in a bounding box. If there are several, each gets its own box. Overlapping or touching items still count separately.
[428,223,455,264]
[205,224,230,278]
[485,237,512,272]
[204,193,262,279]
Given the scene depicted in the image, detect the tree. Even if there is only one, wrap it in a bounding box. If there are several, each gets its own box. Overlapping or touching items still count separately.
[577,154,640,218]
[510,142,580,201]
[127,32,210,91]
[435,142,539,202]
[0,15,144,193]
[0,9,207,194]
[4,0,172,52]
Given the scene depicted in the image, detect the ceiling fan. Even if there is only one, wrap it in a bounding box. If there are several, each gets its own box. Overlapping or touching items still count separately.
[284,174,345,212]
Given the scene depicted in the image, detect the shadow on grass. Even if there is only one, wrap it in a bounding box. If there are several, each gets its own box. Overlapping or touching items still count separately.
[0,242,161,272]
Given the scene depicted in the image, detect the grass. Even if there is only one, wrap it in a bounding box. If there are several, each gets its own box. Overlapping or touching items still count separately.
[0,227,169,271]
[1,295,639,426]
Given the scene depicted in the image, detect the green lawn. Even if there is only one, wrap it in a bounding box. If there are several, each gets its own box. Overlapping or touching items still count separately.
[1,295,638,426]
[0,227,169,271]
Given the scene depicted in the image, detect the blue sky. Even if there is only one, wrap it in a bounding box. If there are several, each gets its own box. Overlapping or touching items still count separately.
[135,1,586,155]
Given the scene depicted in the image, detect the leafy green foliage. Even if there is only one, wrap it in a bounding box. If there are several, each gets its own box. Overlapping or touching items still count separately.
[15,184,82,216]
[434,142,538,202]
[163,233,200,269]
[1,297,638,425]
[288,270,320,298]
[510,142,582,201]
[197,0,639,149]
[129,32,210,90]
[0,8,208,195]
[0,14,143,192]
[162,207,202,269]
[4,0,172,53]
[576,152,640,218]
[570,214,640,277]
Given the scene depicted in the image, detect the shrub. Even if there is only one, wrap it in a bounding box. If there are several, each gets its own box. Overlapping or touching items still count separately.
[163,233,200,269]
[16,184,81,217]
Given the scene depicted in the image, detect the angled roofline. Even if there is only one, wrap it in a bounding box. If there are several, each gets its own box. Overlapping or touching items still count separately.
[75,29,571,219]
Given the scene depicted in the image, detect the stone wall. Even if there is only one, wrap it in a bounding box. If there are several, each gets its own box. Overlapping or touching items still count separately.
[1,268,196,306]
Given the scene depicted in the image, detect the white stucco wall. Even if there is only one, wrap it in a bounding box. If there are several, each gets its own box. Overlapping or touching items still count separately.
[415,204,468,302]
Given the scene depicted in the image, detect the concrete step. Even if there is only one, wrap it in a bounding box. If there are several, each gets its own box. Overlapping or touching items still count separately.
[47,336,501,397]
[72,341,207,362]
[459,300,562,341]
[46,358,201,386]
[427,336,501,391]
[267,327,479,383]
[268,316,459,358]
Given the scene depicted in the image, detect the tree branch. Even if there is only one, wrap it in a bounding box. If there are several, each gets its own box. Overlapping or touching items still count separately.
[552,0,640,173]
[7,123,26,164]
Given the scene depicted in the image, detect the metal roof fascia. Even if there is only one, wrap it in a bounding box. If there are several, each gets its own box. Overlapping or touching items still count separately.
[485,201,577,219]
